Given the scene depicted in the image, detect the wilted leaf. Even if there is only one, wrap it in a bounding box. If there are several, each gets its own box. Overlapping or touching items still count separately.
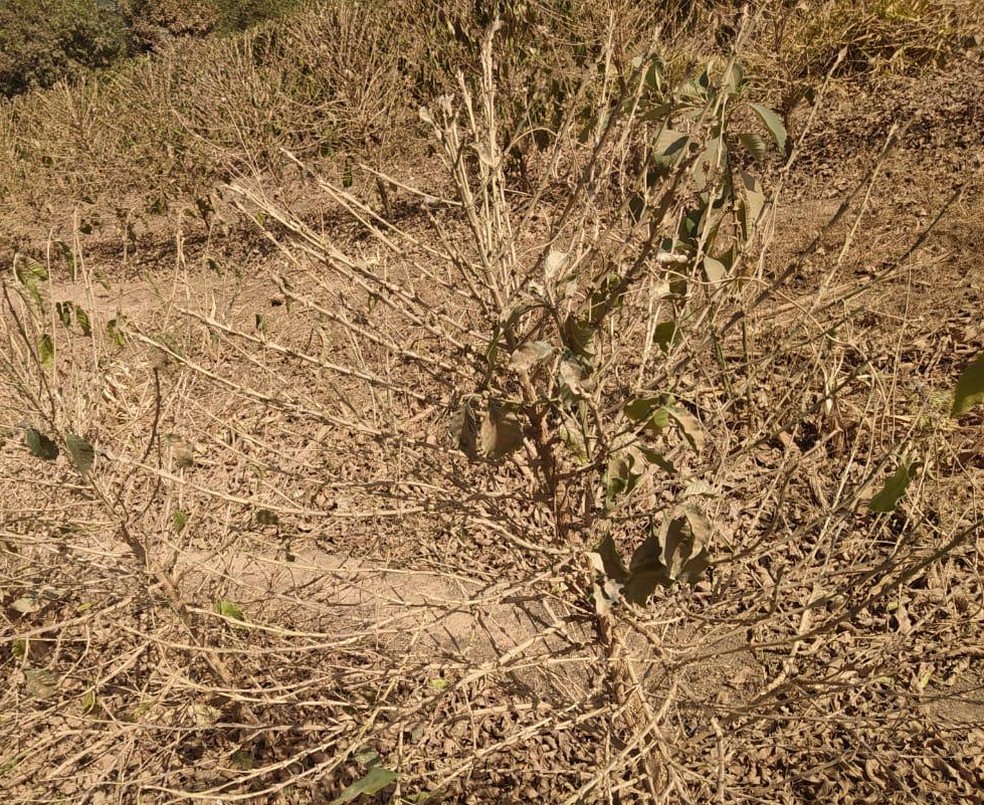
[66,432,94,475]
[166,435,195,468]
[748,102,788,155]
[9,596,43,615]
[214,599,245,622]
[510,341,554,371]
[452,399,480,459]
[605,449,644,505]
[739,171,766,241]
[559,358,591,399]
[479,401,524,459]
[870,460,916,512]
[594,532,629,583]
[192,702,221,727]
[24,668,58,700]
[703,256,727,283]
[24,428,59,461]
[561,315,596,358]
[667,406,705,452]
[329,767,398,805]
[951,351,984,417]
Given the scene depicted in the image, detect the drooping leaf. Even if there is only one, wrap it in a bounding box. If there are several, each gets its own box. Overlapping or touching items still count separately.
[478,401,524,460]
[667,406,705,452]
[951,351,984,417]
[65,433,94,475]
[623,395,659,423]
[738,132,768,163]
[452,399,480,459]
[329,767,398,805]
[748,102,788,155]
[214,599,245,622]
[13,252,47,287]
[870,460,916,512]
[638,445,676,475]
[559,358,591,400]
[75,305,91,337]
[55,240,75,277]
[24,428,59,461]
[561,315,596,358]
[604,449,644,506]
[702,256,727,284]
[510,341,554,371]
[594,531,629,583]
[652,321,677,353]
[738,171,766,241]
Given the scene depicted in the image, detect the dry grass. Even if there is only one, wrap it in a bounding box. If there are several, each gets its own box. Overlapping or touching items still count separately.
[2,1,983,803]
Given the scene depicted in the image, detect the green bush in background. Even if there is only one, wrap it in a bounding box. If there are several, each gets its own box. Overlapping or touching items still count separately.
[0,0,306,97]
[0,0,128,96]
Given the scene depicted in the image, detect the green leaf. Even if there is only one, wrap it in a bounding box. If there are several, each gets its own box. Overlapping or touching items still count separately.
[66,433,94,474]
[748,102,788,155]
[75,305,91,337]
[951,351,984,417]
[214,599,245,622]
[173,510,187,534]
[329,767,398,805]
[13,252,47,285]
[652,321,676,353]
[623,395,659,423]
[869,460,916,512]
[24,428,59,461]
[737,132,768,163]
[107,317,127,346]
[38,334,54,369]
